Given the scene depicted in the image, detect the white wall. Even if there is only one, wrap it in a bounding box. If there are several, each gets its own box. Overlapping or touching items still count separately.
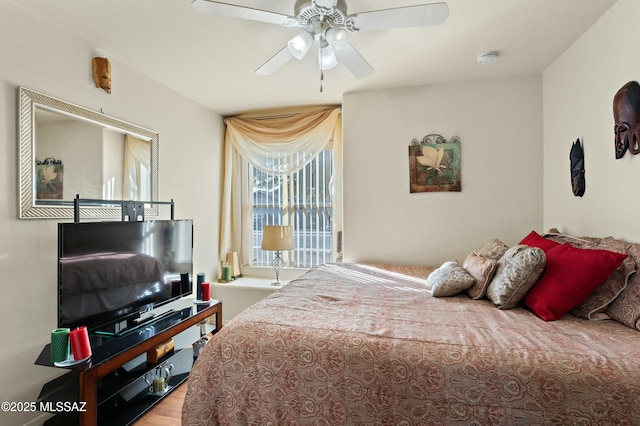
[37,120,103,199]
[543,0,640,243]
[102,129,125,200]
[0,2,224,425]
[342,75,543,266]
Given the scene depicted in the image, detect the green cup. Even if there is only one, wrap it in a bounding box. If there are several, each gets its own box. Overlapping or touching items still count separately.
[50,328,70,363]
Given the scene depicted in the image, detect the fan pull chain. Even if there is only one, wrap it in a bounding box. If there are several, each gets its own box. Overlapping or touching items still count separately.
[320,69,324,92]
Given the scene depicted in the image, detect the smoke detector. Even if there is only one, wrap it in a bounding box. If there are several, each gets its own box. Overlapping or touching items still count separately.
[477,51,499,65]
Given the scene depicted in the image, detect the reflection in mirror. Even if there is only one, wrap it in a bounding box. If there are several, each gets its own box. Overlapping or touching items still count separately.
[35,109,151,201]
[19,87,159,219]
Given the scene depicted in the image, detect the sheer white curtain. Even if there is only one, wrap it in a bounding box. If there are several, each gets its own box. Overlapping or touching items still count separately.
[220,106,343,267]
[123,134,151,200]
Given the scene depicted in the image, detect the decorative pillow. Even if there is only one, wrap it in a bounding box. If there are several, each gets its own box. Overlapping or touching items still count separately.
[363,263,437,279]
[571,256,635,320]
[519,230,560,253]
[463,253,498,299]
[544,232,635,320]
[475,239,509,261]
[543,231,603,248]
[486,245,546,309]
[606,239,640,330]
[524,243,628,321]
[427,261,476,297]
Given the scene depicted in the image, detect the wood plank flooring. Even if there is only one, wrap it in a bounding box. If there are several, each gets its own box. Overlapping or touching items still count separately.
[133,382,185,425]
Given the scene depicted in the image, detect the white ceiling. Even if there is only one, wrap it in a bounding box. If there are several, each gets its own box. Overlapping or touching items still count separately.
[10,0,617,116]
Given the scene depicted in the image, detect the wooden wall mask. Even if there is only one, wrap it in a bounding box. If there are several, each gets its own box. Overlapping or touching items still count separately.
[92,57,111,94]
[570,139,585,197]
[613,81,640,158]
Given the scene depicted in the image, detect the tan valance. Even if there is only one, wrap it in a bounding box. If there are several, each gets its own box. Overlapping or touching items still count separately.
[225,106,340,175]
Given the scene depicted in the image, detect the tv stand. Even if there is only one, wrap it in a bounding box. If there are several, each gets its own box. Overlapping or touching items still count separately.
[94,309,178,338]
[35,300,222,426]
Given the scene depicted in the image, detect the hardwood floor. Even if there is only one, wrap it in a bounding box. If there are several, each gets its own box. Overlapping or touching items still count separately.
[133,382,186,425]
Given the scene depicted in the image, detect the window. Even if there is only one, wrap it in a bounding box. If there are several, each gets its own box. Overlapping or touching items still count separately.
[248,149,333,268]
[219,107,342,273]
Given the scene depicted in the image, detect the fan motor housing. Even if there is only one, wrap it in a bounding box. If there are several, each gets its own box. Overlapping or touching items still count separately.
[293,0,348,26]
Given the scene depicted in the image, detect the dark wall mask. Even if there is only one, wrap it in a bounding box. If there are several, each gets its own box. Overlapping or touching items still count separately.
[613,81,640,159]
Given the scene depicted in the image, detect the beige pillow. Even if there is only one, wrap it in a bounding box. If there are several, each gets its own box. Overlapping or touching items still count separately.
[605,238,640,330]
[475,239,509,261]
[463,253,498,299]
[486,245,546,309]
[428,261,476,297]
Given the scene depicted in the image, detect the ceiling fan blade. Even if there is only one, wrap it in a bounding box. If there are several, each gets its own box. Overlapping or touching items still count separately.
[334,43,374,80]
[349,2,449,32]
[191,0,292,26]
[255,46,294,75]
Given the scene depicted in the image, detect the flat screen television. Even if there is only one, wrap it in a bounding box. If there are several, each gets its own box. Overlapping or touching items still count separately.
[58,219,193,335]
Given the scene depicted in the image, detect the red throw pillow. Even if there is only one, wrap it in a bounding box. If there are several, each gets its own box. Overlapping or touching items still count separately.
[524,243,628,321]
[519,230,560,253]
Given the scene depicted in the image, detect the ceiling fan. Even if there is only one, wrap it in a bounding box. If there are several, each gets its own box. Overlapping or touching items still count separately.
[191,0,449,80]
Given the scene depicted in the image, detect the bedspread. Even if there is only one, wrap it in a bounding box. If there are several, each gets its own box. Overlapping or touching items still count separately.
[183,263,640,425]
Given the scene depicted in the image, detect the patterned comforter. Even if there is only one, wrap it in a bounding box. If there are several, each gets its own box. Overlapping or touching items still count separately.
[182,263,640,425]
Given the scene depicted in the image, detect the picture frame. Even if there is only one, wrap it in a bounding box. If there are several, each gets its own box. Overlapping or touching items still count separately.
[36,158,64,200]
[409,135,461,193]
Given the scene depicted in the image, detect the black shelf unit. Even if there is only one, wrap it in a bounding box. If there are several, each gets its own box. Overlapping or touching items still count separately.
[35,301,222,426]
[39,348,194,426]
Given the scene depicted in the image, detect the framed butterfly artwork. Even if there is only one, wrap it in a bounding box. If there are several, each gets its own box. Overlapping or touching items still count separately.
[36,158,64,200]
[409,134,461,193]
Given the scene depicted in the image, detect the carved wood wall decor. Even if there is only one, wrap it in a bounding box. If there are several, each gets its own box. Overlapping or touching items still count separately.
[613,81,640,159]
[92,57,112,94]
[570,138,585,197]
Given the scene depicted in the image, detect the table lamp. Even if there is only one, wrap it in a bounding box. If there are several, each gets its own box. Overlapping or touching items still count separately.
[261,225,294,285]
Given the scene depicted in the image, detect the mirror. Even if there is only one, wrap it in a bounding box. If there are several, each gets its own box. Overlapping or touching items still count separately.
[18,87,159,219]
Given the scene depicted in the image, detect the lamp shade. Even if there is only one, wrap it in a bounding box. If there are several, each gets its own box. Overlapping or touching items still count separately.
[318,44,337,70]
[261,226,294,251]
[325,27,349,50]
[288,32,313,60]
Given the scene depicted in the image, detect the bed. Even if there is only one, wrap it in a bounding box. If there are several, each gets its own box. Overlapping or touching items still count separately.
[182,232,640,425]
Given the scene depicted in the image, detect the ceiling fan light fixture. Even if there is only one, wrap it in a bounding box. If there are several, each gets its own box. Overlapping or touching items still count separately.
[288,32,313,59]
[325,27,349,50]
[318,44,338,70]
[193,0,449,79]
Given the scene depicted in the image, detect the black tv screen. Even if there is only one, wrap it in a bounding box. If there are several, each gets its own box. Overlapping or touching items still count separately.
[58,219,193,333]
